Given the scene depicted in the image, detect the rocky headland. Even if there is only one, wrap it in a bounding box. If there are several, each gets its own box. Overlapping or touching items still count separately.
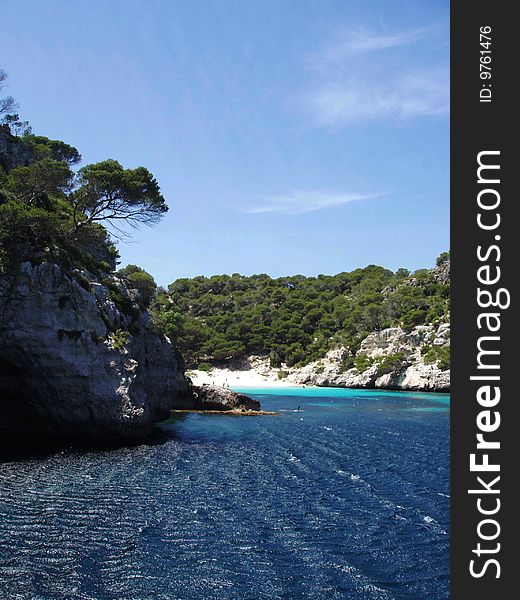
[0,262,190,438]
[1,122,261,440]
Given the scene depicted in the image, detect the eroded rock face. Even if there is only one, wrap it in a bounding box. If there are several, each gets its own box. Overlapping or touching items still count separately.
[189,385,260,412]
[288,323,450,392]
[0,262,187,438]
[375,362,450,392]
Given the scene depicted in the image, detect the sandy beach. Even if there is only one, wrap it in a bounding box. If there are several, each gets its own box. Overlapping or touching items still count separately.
[187,366,305,388]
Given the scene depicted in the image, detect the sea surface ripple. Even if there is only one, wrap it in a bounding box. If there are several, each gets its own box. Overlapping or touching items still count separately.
[0,388,449,599]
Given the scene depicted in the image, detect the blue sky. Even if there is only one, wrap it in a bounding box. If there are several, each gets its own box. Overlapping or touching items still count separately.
[0,0,449,286]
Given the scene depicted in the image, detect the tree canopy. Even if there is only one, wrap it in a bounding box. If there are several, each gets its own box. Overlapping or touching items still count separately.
[0,70,169,274]
[152,258,450,368]
[118,264,158,307]
[23,135,82,165]
[72,160,168,233]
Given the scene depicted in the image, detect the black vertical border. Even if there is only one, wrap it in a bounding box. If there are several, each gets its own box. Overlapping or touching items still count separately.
[451,2,515,597]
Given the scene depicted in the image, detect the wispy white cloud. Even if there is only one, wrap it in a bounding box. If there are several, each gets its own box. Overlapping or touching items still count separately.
[306,67,449,125]
[242,191,377,215]
[298,25,449,126]
[317,27,431,60]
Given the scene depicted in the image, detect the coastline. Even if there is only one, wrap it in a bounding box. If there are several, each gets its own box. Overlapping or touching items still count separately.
[187,365,449,393]
[186,321,450,395]
[187,367,306,388]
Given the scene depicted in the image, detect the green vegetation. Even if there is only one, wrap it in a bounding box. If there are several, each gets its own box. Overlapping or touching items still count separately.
[353,354,375,373]
[118,264,158,307]
[0,70,167,276]
[351,351,410,377]
[109,329,130,351]
[375,352,408,376]
[422,345,450,370]
[197,362,213,372]
[436,251,450,266]
[153,258,450,368]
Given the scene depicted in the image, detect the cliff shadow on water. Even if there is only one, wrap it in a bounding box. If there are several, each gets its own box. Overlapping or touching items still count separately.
[0,413,189,463]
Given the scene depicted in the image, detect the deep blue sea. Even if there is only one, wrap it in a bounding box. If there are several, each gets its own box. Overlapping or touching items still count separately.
[0,388,450,599]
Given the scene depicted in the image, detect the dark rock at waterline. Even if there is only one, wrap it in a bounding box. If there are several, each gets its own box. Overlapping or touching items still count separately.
[187,384,260,412]
[0,262,187,439]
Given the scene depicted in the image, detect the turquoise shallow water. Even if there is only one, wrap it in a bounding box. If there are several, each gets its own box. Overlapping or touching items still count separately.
[0,388,450,599]
[235,385,450,407]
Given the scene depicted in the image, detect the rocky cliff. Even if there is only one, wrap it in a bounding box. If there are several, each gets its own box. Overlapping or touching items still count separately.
[287,323,450,392]
[0,262,188,438]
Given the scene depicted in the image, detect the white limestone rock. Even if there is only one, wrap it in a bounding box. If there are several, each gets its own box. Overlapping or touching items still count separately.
[287,322,450,392]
